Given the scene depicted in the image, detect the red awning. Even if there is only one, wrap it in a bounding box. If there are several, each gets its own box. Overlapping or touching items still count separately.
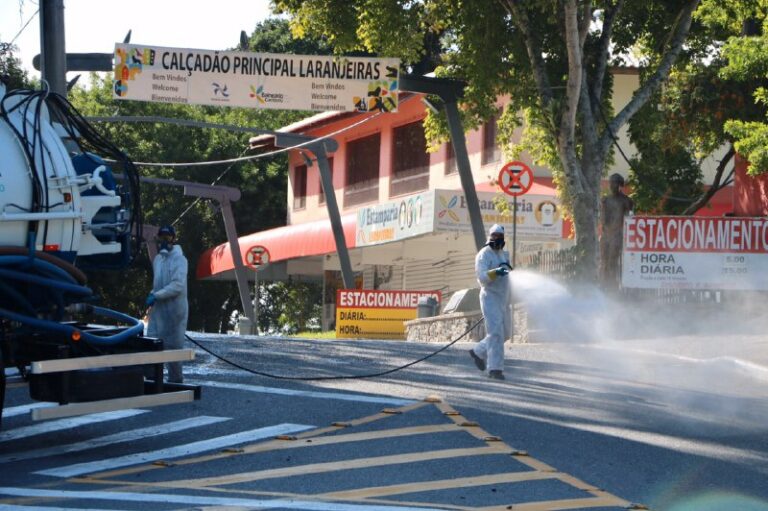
[196,214,357,279]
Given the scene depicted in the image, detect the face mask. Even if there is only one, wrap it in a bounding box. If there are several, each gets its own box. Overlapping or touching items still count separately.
[158,240,173,253]
[488,238,505,250]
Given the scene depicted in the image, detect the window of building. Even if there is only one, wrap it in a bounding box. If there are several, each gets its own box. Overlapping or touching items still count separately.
[390,121,430,196]
[481,110,502,165]
[345,133,380,207]
[318,157,334,204]
[292,164,307,210]
[445,140,457,175]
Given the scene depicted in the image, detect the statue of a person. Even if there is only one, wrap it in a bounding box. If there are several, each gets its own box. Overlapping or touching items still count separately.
[600,173,634,287]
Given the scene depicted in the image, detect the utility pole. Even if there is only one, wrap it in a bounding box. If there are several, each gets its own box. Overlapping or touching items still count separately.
[39,0,67,96]
[400,74,487,251]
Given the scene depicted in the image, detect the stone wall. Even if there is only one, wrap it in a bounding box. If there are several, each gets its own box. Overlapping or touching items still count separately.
[404,304,530,344]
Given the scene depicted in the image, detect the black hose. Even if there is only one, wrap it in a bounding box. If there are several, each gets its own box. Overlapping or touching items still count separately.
[184,316,484,381]
[43,92,143,262]
[0,252,142,348]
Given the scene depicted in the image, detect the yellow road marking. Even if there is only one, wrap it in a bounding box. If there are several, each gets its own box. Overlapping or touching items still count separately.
[84,400,431,480]
[167,446,511,488]
[72,477,474,511]
[321,471,557,499]
[477,495,630,510]
[62,396,639,510]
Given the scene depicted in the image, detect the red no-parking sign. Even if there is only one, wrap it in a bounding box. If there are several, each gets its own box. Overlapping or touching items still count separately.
[246,245,270,268]
[498,161,534,197]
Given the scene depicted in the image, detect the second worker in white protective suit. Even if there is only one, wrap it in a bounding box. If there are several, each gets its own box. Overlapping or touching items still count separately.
[146,225,189,384]
[469,224,512,380]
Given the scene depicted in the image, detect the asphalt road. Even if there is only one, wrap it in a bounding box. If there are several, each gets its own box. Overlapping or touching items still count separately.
[2,316,768,511]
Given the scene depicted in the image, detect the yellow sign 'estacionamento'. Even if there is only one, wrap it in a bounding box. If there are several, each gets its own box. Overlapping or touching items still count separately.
[335,289,440,339]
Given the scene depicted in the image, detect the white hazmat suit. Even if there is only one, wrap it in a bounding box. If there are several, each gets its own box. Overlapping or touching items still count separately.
[473,239,512,373]
[147,244,188,383]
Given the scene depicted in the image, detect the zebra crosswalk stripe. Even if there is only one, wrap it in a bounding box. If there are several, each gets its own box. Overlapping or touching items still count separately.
[0,402,55,419]
[0,409,148,443]
[0,487,446,511]
[0,416,230,464]
[0,505,111,511]
[190,379,415,406]
[35,422,314,478]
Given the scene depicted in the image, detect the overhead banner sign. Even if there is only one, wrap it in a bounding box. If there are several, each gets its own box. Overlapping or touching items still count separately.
[622,216,768,290]
[113,43,400,113]
[336,289,441,339]
[434,190,562,239]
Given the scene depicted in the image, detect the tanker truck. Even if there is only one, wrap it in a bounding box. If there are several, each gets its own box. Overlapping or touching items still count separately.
[0,83,198,428]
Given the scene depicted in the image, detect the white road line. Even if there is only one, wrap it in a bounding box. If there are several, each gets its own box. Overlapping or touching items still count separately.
[0,402,55,419]
[190,379,415,406]
[0,409,148,443]
[0,506,116,511]
[0,416,230,464]
[0,487,447,511]
[35,422,314,478]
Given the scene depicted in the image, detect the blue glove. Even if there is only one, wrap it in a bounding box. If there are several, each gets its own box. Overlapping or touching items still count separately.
[145,293,156,306]
[487,266,509,280]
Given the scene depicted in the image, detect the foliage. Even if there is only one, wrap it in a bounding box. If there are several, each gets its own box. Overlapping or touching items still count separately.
[66,18,331,333]
[258,280,323,334]
[627,1,768,213]
[0,41,30,90]
[718,7,768,174]
[295,330,336,339]
[248,17,332,55]
[275,0,426,64]
[275,0,702,280]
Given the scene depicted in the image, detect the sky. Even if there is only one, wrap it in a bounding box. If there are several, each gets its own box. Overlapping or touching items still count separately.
[1,0,274,80]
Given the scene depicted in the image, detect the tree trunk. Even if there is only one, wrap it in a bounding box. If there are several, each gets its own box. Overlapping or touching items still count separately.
[572,196,599,281]
[567,156,603,283]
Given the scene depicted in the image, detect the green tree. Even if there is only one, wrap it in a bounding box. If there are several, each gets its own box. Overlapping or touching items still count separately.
[0,41,30,90]
[717,5,768,173]
[258,279,322,334]
[275,0,702,280]
[627,1,767,215]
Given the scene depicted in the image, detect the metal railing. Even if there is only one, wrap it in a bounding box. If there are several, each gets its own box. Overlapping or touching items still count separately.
[518,246,580,281]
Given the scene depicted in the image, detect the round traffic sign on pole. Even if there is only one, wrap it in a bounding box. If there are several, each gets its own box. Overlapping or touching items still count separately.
[498,161,534,197]
[246,245,270,269]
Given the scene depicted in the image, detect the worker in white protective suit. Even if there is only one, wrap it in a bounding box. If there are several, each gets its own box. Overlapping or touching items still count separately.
[146,225,188,383]
[469,224,513,380]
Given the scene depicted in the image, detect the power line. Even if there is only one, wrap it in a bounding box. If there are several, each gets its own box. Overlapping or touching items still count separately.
[97,110,386,168]
[169,146,250,227]
[9,8,39,45]
[89,92,422,168]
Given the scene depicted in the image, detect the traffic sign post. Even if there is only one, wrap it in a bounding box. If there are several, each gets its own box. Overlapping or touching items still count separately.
[246,246,270,334]
[498,161,534,268]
